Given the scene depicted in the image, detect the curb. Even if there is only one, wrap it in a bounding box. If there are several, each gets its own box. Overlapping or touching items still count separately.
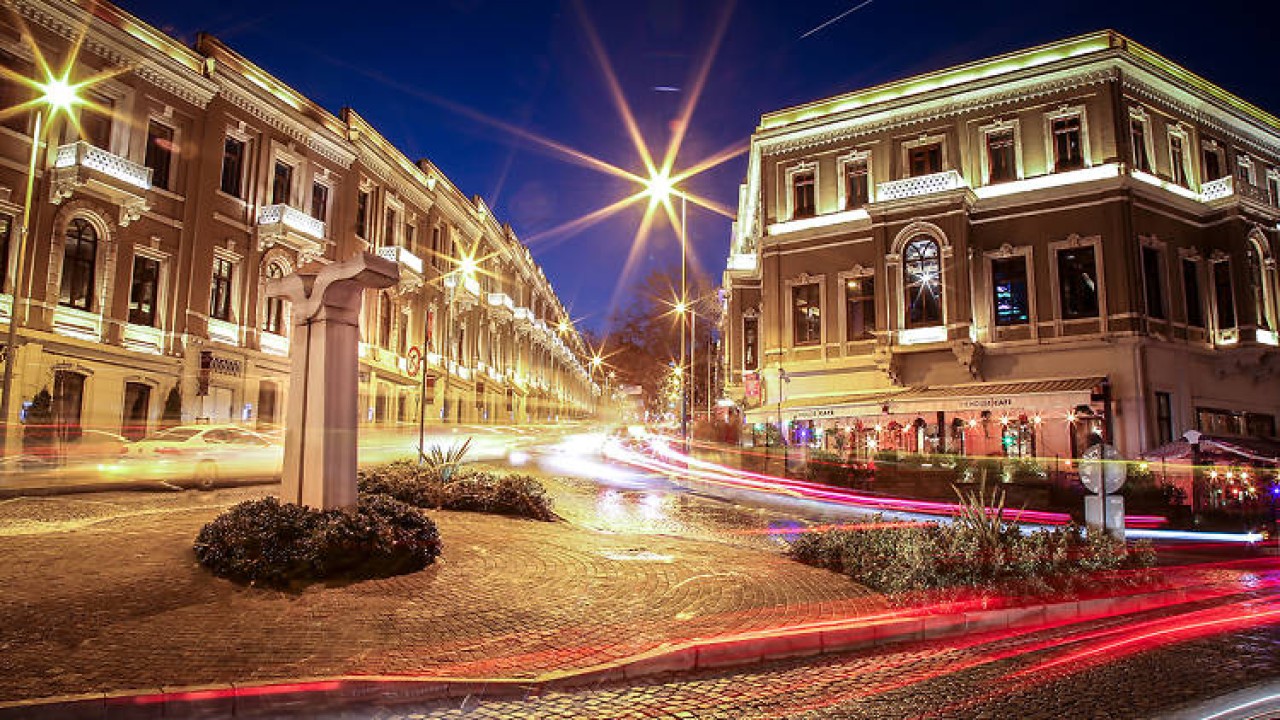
[0,583,1223,719]
[0,477,276,499]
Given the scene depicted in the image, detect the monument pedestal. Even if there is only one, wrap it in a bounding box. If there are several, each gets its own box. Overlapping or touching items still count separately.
[267,252,398,510]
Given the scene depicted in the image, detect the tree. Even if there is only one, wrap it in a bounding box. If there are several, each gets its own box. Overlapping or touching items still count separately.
[602,265,720,421]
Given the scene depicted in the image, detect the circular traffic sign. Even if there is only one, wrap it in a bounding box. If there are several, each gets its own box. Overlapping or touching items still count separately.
[1078,443,1127,494]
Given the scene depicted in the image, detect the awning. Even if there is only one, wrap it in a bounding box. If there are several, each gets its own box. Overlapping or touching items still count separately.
[1141,435,1280,465]
[746,376,1103,423]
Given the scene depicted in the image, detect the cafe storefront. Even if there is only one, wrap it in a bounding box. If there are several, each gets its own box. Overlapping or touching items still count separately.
[745,377,1107,460]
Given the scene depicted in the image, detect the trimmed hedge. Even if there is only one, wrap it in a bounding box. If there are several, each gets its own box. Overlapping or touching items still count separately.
[788,518,1155,596]
[358,461,556,522]
[194,495,441,588]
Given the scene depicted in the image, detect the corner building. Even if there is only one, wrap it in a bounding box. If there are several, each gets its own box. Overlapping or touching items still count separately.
[723,31,1279,461]
[0,0,594,446]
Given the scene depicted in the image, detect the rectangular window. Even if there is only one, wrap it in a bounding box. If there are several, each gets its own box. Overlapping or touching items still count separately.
[1057,246,1099,319]
[1246,413,1276,438]
[1170,135,1189,187]
[81,98,113,150]
[122,382,150,441]
[791,283,821,346]
[1202,143,1224,182]
[145,121,174,190]
[356,189,370,238]
[1142,245,1165,320]
[128,255,160,327]
[1182,258,1204,328]
[311,182,329,222]
[271,161,293,205]
[986,129,1016,183]
[1052,115,1084,171]
[1236,156,1254,186]
[60,220,97,311]
[991,257,1029,326]
[1196,407,1235,436]
[844,276,876,340]
[220,136,244,197]
[0,62,30,132]
[1268,175,1280,208]
[53,370,85,441]
[210,257,234,322]
[0,214,11,294]
[792,171,815,218]
[1154,391,1173,445]
[384,209,397,247]
[1129,117,1151,173]
[908,143,942,176]
[405,224,416,253]
[845,158,869,209]
[743,316,758,371]
[431,226,443,270]
[1213,261,1235,330]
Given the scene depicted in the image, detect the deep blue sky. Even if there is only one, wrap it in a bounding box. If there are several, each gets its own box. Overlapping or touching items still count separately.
[118,0,1280,331]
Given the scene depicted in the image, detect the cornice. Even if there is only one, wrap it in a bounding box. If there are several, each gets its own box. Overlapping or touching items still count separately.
[217,74,355,169]
[352,143,434,213]
[12,0,217,108]
[760,66,1118,157]
[1122,75,1280,160]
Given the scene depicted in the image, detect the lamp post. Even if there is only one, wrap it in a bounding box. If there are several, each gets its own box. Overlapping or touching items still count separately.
[1,74,84,457]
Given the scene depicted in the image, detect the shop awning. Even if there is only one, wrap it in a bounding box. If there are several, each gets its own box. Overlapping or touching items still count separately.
[1140,435,1280,465]
[746,376,1103,423]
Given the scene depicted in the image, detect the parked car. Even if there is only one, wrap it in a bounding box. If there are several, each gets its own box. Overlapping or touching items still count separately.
[124,424,283,488]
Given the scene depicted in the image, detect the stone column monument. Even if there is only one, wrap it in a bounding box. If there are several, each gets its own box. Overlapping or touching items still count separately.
[267,252,398,510]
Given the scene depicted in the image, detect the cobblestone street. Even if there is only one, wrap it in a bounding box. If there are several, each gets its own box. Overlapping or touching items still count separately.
[0,480,881,704]
[308,602,1280,720]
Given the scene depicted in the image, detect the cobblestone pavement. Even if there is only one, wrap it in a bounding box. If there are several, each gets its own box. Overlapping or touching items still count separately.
[303,598,1280,720]
[0,475,882,704]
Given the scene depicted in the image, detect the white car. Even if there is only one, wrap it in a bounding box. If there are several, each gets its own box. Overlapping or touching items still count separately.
[123,425,282,488]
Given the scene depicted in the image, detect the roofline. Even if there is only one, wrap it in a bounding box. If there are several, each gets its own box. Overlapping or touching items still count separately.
[758,30,1280,137]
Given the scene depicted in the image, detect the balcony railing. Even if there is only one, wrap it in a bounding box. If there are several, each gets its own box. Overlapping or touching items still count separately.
[122,323,164,355]
[207,318,240,346]
[1200,176,1235,202]
[376,246,425,291]
[50,142,152,225]
[487,292,514,319]
[260,331,290,357]
[443,273,481,307]
[54,142,152,190]
[876,169,967,202]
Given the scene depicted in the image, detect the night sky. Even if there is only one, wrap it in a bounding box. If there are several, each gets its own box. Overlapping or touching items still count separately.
[116,0,1280,332]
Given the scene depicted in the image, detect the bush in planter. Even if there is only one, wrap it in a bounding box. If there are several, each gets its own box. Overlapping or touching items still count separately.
[357,462,556,521]
[194,495,441,588]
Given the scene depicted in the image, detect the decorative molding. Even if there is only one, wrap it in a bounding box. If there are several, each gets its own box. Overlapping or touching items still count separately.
[950,338,984,380]
[217,76,355,169]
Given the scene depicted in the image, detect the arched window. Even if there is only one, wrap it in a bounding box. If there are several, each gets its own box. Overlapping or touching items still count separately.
[60,218,97,311]
[1247,241,1272,332]
[903,236,942,328]
[262,263,287,335]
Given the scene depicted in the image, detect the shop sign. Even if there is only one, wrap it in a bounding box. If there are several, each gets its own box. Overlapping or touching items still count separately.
[958,397,1016,410]
[744,372,761,399]
[793,408,836,420]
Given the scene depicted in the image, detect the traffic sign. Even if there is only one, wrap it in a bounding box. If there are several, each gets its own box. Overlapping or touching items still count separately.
[1078,443,1127,494]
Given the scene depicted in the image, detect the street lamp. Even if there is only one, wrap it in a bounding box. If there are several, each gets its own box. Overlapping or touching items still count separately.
[644,170,690,451]
[1,68,86,456]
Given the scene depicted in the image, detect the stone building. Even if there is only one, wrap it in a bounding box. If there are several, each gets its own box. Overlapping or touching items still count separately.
[0,0,594,448]
[722,31,1279,461]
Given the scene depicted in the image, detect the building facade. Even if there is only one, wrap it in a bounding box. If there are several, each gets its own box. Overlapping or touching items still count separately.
[722,31,1279,462]
[0,0,595,448]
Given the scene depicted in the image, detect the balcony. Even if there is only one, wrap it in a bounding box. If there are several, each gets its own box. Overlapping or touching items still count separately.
[207,318,240,346]
[260,331,289,357]
[487,292,514,320]
[443,273,481,308]
[257,204,327,263]
[1199,176,1273,206]
[50,142,151,226]
[876,169,967,203]
[122,323,164,355]
[513,306,533,333]
[51,306,102,342]
[376,246,425,292]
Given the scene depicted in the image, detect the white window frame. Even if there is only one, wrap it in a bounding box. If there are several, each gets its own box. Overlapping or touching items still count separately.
[1047,234,1106,333]
[1246,231,1277,337]
[784,272,827,349]
[1209,251,1238,344]
[384,195,405,247]
[211,245,243,325]
[978,119,1023,185]
[268,144,300,208]
[1139,235,1169,323]
[1167,124,1193,189]
[1201,138,1226,182]
[142,112,179,193]
[889,221,952,342]
[1266,169,1280,208]
[837,264,876,345]
[741,307,760,372]
[900,133,949,178]
[836,150,873,209]
[309,169,335,235]
[219,124,253,201]
[782,161,819,221]
[1127,106,1156,175]
[1236,153,1256,187]
[984,243,1036,340]
[1176,249,1207,335]
[128,244,169,330]
[1043,105,1092,174]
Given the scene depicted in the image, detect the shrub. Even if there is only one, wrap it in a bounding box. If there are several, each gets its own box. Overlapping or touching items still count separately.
[787,515,1155,597]
[357,462,556,521]
[194,495,441,589]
